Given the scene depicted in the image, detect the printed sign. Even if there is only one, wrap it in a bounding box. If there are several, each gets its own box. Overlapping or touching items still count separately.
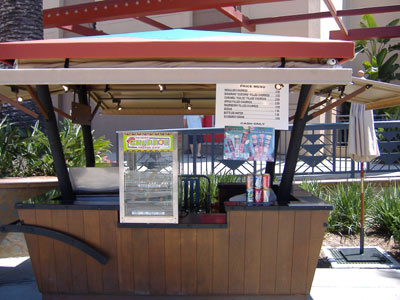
[224,126,274,161]
[123,134,173,152]
[215,83,289,130]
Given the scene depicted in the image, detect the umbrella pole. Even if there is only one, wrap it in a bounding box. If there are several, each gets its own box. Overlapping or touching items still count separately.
[360,162,365,254]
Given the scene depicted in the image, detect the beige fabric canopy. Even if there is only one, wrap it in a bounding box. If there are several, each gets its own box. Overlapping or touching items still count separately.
[0,67,353,116]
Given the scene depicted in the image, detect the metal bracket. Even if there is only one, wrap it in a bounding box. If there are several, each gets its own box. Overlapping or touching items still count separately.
[0,221,108,265]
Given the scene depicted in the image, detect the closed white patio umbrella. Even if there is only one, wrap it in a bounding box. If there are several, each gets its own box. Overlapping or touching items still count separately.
[346,102,380,259]
[348,102,380,163]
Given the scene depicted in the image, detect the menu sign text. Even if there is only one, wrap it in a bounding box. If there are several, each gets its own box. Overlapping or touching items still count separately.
[215,83,289,130]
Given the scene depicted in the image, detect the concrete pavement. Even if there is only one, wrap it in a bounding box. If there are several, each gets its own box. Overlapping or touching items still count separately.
[0,257,399,300]
[311,268,400,300]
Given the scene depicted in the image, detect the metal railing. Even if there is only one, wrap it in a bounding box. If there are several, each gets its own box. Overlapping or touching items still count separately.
[175,120,400,177]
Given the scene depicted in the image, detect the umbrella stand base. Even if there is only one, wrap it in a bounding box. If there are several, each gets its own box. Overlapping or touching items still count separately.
[340,247,387,262]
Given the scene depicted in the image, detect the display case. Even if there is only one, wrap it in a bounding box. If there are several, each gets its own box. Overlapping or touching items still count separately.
[118,131,179,223]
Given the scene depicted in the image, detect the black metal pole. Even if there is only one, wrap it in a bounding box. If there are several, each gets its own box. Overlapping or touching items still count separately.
[278,85,313,205]
[77,85,95,167]
[36,85,75,202]
[265,130,281,185]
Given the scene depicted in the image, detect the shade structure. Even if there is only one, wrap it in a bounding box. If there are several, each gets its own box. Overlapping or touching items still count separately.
[346,102,380,260]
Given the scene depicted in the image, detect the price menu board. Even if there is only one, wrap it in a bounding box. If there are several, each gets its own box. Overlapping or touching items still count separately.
[215,83,289,130]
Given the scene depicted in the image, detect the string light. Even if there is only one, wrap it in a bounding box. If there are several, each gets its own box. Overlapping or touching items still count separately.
[112,98,122,111]
[182,98,192,111]
[11,86,23,102]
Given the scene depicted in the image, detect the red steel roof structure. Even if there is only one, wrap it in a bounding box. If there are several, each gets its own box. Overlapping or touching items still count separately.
[42,0,400,40]
[0,29,354,65]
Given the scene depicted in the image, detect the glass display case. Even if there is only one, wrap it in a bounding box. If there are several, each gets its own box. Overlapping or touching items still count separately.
[118,131,178,223]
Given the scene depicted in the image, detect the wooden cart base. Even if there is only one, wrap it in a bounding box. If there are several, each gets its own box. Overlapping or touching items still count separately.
[18,203,328,299]
[42,293,309,299]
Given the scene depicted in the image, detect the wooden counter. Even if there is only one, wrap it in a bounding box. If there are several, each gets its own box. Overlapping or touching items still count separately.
[16,186,331,300]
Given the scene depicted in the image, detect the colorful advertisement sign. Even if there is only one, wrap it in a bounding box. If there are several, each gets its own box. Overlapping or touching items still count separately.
[224,126,274,161]
[123,134,173,152]
[215,83,289,130]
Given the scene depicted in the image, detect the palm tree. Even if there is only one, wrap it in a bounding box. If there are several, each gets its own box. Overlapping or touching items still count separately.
[0,0,43,44]
[0,0,43,128]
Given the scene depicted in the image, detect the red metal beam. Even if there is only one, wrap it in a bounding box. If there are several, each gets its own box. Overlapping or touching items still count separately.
[330,26,400,40]
[249,5,400,25]
[43,0,289,28]
[60,19,169,36]
[323,0,348,37]
[337,5,400,17]
[59,25,107,36]
[249,11,329,25]
[134,16,171,30]
[216,6,255,32]
[188,21,239,31]
[190,5,400,31]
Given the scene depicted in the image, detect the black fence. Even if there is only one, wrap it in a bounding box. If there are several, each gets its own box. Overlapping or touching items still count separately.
[176,120,400,177]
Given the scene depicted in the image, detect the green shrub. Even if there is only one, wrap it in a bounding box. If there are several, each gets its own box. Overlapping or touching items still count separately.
[301,180,377,234]
[0,117,112,177]
[178,173,245,212]
[0,117,24,177]
[372,183,400,243]
[326,183,378,234]
[18,121,55,176]
[58,118,112,169]
[202,173,245,205]
[299,179,327,200]
[302,180,400,243]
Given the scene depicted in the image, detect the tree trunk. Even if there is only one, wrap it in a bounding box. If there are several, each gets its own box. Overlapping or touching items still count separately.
[0,0,43,43]
[0,0,43,128]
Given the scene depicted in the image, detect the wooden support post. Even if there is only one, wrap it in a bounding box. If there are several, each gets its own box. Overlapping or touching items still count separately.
[0,93,39,119]
[309,85,369,121]
[36,85,74,203]
[278,85,313,205]
[78,85,95,167]
[54,106,72,120]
